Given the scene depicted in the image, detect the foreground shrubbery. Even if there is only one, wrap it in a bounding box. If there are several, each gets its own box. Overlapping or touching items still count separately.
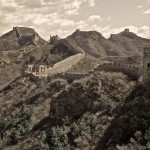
[34,81,150,150]
[1,73,150,150]
[0,104,32,146]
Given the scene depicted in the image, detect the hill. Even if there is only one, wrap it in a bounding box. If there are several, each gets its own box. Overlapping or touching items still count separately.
[0,27,47,51]
[66,29,150,57]
[0,27,150,150]
[0,72,149,150]
[109,29,150,55]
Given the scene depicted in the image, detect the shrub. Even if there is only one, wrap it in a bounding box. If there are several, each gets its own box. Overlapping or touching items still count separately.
[0,104,32,145]
[46,126,68,150]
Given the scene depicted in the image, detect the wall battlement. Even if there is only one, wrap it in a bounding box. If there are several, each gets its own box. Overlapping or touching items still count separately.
[97,62,141,71]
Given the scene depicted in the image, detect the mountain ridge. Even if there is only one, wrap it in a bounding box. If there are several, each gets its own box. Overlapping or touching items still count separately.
[0,27,48,51]
[66,29,150,57]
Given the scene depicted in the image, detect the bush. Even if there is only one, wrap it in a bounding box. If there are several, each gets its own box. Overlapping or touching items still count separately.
[33,131,49,150]
[46,126,68,150]
[0,104,32,145]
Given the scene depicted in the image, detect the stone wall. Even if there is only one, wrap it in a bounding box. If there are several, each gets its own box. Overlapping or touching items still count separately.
[47,53,85,75]
[47,61,142,83]
[91,62,141,80]
[25,53,85,77]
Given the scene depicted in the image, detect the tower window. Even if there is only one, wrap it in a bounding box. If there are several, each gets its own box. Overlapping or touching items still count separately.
[148,63,150,67]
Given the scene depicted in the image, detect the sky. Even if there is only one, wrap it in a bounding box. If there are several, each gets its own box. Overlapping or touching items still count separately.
[0,0,150,40]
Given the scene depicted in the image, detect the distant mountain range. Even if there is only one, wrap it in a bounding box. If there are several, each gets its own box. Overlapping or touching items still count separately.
[0,27,150,57]
[66,29,150,57]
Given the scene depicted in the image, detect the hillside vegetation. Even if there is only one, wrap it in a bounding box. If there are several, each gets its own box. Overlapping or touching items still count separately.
[0,71,149,150]
[0,27,149,150]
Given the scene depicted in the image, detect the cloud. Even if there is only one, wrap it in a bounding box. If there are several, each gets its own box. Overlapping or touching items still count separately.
[49,29,73,38]
[88,15,102,21]
[143,9,150,14]
[60,19,75,27]
[66,9,79,15]
[75,15,102,30]
[62,0,96,16]
[1,0,18,7]
[137,26,150,38]
[106,16,112,21]
[63,0,82,15]
[16,0,43,8]
[1,6,17,12]
[33,15,49,25]
[88,0,95,7]
[76,20,88,29]
[63,0,82,10]
[137,5,142,9]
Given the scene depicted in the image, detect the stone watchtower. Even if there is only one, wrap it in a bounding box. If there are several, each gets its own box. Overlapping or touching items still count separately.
[50,35,60,45]
[143,47,150,84]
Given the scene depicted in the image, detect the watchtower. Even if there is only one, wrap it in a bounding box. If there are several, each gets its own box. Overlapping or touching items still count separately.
[124,28,129,32]
[76,29,80,32]
[50,35,60,45]
[143,47,150,84]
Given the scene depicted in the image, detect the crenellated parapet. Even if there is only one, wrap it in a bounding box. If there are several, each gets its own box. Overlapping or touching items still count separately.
[87,61,142,80]
[97,62,141,71]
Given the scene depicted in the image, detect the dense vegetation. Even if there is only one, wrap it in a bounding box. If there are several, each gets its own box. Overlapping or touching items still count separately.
[0,72,149,150]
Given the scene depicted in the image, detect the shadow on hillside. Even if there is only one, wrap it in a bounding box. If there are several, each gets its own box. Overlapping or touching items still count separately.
[95,84,150,150]
[31,115,64,133]
[31,116,52,132]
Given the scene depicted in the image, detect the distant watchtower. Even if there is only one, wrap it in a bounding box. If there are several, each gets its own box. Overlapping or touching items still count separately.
[76,29,80,32]
[124,28,129,32]
[50,35,60,45]
[143,47,150,84]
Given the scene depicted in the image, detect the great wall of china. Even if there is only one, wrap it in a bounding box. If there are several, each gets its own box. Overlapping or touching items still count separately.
[25,39,86,77]
[49,61,142,82]
[25,40,150,84]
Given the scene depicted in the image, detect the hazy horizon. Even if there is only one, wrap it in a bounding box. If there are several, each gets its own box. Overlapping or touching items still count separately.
[0,0,150,40]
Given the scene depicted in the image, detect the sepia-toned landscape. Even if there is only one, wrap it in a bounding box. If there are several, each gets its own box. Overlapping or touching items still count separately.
[0,0,150,150]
